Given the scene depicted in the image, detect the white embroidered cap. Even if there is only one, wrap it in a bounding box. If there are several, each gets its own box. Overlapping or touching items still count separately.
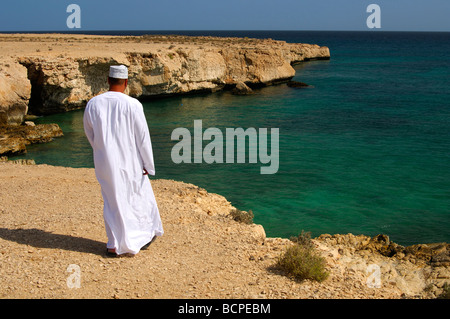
[109,65,128,79]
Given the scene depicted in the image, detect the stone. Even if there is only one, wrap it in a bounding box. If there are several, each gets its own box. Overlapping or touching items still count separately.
[231,82,253,95]
[0,123,63,156]
[287,80,309,88]
[431,252,450,267]
[248,224,266,244]
[9,158,35,165]
[0,59,31,125]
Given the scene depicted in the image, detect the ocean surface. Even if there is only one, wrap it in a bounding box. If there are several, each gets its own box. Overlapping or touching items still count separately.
[13,31,450,246]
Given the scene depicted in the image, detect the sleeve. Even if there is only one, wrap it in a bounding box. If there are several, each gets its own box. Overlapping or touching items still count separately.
[83,103,95,147]
[134,102,156,176]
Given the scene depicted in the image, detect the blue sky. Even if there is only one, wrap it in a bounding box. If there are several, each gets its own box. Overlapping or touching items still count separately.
[0,0,449,32]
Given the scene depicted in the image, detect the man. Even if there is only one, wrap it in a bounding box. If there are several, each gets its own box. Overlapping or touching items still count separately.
[83,65,163,257]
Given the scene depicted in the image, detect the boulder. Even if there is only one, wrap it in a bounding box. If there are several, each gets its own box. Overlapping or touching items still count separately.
[231,82,253,95]
[0,123,63,156]
[0,60,31,125]
[287,80,309,88]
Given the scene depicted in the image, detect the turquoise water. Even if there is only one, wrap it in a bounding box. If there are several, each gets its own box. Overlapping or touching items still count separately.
[14,31,450,245]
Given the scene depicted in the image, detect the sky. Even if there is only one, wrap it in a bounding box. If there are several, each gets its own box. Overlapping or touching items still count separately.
[0,0,449,32]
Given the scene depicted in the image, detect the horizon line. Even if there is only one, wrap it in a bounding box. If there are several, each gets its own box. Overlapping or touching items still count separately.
[1,29,450,34]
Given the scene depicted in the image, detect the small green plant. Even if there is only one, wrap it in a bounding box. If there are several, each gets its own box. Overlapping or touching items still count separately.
[230,208,254,224]
[289,230,313,249]
[277,231,329,282]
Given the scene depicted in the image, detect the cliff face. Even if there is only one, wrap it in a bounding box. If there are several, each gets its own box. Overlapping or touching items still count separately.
[0,34,330,123]
[0,59,31,125]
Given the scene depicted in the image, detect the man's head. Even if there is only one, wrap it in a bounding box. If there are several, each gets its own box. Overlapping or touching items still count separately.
[108,65,128,92]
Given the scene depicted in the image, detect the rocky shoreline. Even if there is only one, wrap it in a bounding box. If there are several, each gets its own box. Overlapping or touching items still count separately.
[0,121,63,156]
[0,162,448,299]
[0,33,330,125]
[0,33,329,156]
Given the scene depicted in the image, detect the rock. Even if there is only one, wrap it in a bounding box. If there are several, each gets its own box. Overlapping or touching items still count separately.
[0,136,27,156]
[23,123,63,144]
[0,123,63,156]
[431,252,450,267]
[0,59,31,125]
[248,224,266,244]
[405,243,450,266]
[287,80,309,88]
[231,82,253,95]
[9,158,35,165]
[314,233,449,298]
[359,234,405,258]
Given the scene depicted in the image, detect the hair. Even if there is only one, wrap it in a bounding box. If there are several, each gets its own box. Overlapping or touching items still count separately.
[108,77,127,86]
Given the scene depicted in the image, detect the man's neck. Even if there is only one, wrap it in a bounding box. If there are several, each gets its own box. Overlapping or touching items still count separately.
[108,86,125,93]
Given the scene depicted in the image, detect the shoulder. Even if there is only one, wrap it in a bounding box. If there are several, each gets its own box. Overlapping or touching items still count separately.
[123,93,142,106]
[86,92,142,111]
[86,92,107,106]
[107,92,142,106]
[123,94,144,111]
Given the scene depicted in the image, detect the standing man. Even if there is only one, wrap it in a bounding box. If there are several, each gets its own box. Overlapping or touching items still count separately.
[83,65,163,257]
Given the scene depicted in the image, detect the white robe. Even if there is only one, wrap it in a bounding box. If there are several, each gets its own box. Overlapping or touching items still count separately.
[83,91,163,255]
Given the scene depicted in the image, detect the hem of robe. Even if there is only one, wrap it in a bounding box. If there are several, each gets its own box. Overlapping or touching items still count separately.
[110,230,164,255]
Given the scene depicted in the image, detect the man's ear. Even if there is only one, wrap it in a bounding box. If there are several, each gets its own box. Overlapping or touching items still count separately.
[124,79,128,89]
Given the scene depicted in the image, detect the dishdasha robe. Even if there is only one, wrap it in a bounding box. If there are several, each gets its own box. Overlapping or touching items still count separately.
[83,91,163,255]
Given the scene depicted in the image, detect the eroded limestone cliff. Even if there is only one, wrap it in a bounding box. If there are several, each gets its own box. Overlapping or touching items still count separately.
[0,34,330,124]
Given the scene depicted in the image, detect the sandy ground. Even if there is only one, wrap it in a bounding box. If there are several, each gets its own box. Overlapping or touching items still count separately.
[2,162,435,300]
[0,33,186,58]
[0,33,285,61]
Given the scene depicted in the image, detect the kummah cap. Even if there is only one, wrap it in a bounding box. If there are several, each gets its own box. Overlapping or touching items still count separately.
[109,65,128,79]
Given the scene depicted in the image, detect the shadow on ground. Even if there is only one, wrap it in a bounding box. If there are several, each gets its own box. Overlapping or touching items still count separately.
[0,227,105,256]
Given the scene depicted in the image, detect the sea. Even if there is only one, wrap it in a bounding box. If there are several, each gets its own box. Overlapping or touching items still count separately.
[12,31,450,246]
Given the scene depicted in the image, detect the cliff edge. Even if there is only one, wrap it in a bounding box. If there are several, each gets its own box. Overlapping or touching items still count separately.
[0,162,448,299]
[0,33,330,125]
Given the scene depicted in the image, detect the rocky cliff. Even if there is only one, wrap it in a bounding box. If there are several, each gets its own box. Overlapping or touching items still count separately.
[0,34,330,124]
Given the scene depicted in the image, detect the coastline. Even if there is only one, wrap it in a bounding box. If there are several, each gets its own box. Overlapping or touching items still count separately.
[0,32,329,156]
[0,161,448,299]
[0,33,330,124]
[0,32,448,299]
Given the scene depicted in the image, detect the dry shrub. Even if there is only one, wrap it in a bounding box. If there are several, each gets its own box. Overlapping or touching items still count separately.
[230,208,254,224]
[277,231,329,282]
